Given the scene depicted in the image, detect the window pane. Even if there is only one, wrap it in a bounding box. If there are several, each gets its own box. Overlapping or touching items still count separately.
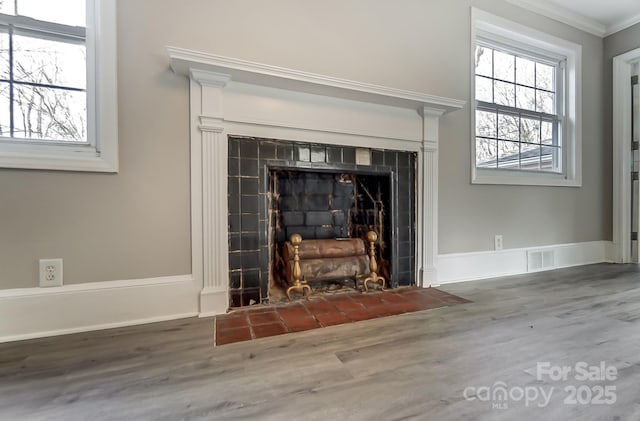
[0,81,11,136]
[515,85,535,111]
[541,121,553,144]
[0,32,8,80]
[520,143,540,170]
[516,57,535,87]
[536,63,554,91]
[497,140,519,168]
[521,118,540,143]
[14,34,86,89]
[541,146,559,170]
[494,80,515,107]
[494,50,514,82]
[475,46,492,77]
[476,110,497,138]
[17,0,86,27]
[13,85,87,142]
[476,138,497,168]
[475,76,492,102]
[497,114,518,140]
[536,90,554,114]
[0,1,15,15]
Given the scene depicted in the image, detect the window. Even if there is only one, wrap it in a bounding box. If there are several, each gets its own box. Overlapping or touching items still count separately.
[0,0,117,172]
[471,9,581,186]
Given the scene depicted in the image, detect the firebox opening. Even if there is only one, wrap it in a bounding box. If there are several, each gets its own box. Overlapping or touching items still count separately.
[269,169,392,301]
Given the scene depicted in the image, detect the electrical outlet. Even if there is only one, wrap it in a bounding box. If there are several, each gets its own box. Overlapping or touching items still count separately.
[494,235,503,251]
[39,259,63,287]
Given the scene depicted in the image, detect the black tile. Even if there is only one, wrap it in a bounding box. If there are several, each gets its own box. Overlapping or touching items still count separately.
[241,195,259,214]
[343,147,355,164]
[228,214,241,233]
[240,159,259,177]
[334,181,354,197]
[229,271,242,289]
[241,251,260,269]
[228,195,240,214]
[397,152,410,168]
[241,233,259,251]
[239,140,258,159]
[229,291,242,308]
[240,178,259,195]
[296,145,310,162]
[243,269,260,288]
[228,138,240,158]
[241,214,259,232]
[332,195,352,210]
[310,146,326,163]
[286,226,315,239]
[384,150,397,167]
[228,157,240,176]
[326,147,342,164]
[280,195,302,211]
[303,194,331,211]
[259,142,277,160]
[315,226,335,239]
[398,241,411,259]
[242,289,261,306]
[277,145,294,161]
[228,176,240,197]
[229,251,242,270]
[332,210,346,225]
[229,234,242,251]
[371,150,384,165]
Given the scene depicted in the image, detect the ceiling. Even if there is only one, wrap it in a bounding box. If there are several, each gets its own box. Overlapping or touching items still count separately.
[508,0,640,37]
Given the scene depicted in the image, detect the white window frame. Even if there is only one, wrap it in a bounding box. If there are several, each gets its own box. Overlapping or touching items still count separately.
[471,8,581,187]
[0,0,117,172]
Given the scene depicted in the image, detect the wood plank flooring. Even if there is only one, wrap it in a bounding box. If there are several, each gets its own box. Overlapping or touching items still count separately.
[2,263,640,420]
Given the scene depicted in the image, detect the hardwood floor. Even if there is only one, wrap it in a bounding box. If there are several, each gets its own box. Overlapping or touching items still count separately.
[2,263,640,420]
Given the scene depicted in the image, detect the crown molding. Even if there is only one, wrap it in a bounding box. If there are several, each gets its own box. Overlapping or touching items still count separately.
[605,12,640,37]
[506,0,606,37]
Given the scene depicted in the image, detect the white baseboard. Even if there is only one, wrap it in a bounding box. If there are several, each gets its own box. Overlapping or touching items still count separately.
[0,275,199,343]
[436,240,613,285]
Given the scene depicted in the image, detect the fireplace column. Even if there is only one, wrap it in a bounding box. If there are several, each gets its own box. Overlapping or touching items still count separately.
[419,106,446,286]
[191,70,231,316]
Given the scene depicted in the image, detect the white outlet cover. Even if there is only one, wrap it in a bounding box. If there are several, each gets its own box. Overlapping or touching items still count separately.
[39,258,63,287]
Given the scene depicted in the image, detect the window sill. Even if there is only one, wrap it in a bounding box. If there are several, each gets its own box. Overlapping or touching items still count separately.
[0,142,118,172]
[472,168,581,187]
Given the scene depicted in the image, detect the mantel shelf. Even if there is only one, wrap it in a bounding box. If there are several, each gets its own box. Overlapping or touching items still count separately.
[167,46,465,114]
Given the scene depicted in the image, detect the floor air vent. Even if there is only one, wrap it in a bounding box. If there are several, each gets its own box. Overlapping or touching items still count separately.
[527,249,555,272]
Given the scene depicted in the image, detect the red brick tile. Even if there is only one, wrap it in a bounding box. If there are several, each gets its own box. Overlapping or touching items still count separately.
[304,298,337,314]
[343,308,376,322]
[315,311,352,327]
[367,305,403,318]
[252,322,289,339]
[216,326,252,345]
[216,313,249,330]
[380,292,408,304]
[283,316,320,332]
[248,310,281,325]
[326,296,365,312]
[277,304,311,320]
[352,293,385,307]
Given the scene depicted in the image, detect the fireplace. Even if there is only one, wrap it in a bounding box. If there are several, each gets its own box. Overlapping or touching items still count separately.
[167,47,464,316]
[228,136,416,307]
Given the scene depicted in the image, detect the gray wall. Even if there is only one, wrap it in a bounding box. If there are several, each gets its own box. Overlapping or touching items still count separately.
[0,0,610,289]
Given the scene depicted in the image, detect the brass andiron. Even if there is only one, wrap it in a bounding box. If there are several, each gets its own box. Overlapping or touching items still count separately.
[363,230,386,291]
[286,233,312,300]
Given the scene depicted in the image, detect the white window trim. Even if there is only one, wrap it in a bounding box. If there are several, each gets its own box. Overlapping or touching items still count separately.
[0,0,117,172]
[470,8,581,187]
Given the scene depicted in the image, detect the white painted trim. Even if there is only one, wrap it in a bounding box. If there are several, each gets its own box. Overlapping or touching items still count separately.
[506,0,606,37]
[0,0,118,172]
[470,8,582,187]
[612,48,640,263]
[0,275,198,343]
[167,47,465,113]
[605,13,640,37]
[436,241,612,284]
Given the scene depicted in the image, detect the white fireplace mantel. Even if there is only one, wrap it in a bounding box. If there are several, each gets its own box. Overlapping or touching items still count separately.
[167,46,465,316]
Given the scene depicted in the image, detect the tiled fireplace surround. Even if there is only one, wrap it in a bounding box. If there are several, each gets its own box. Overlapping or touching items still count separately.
[168,48,464,317]
[227,136,417,306]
